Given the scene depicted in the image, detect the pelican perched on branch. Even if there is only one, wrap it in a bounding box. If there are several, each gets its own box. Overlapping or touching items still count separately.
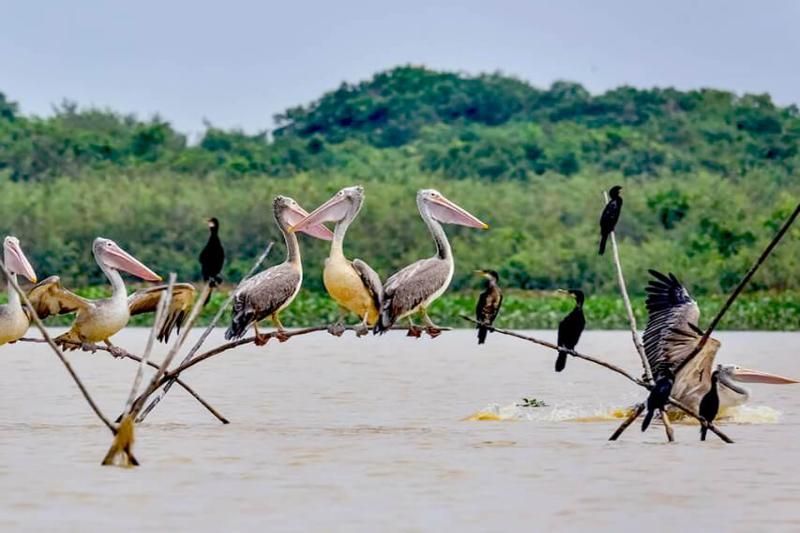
[374,189,488,338]
[27,238,195,351]
[0,236,38,346]
[642,269,797,421]
[290,185,382,337]
[225,196,333,345]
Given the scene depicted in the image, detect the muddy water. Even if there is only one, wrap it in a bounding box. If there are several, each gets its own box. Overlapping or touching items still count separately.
[1,329,800,532]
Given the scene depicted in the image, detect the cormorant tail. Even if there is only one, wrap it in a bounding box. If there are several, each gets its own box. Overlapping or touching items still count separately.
[598,233,608,255]
[700,425,708,441]
[555,350,568,372]
[641,409,655,432]
[477,325,488,345]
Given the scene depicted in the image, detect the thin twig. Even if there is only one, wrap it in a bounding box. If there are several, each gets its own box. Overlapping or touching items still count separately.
[677,201,800,374]
[609,403,644,441]
[0,259,117,434]
[136,242,274,422]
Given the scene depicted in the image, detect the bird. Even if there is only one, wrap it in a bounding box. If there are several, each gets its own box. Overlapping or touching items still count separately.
[0,236,38,347]
[698,370,720,441]
[199,217,225,305]
[641,269,798,423]
[289,186,383,337]
[641,368,674,432]
[474,269,502,345]
[374,189,488,338]
[27,238,195,350]
[225,196,333,345]
[598,185,623,255]
[556,289,585,372]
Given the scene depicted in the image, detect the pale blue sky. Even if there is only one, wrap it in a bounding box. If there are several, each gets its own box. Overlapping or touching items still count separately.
[2,0,798,134]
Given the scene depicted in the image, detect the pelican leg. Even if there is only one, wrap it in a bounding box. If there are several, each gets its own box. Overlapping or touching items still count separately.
[327,308,347,337]
[253,322,270,346]
[104,340,126,359]
[421,308,443,338]
[354,312,370,337]
[406,317,422,338]
[272,314,290,343]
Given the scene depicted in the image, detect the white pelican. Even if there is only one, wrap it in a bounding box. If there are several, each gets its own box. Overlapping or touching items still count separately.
[374,189,488,337]
[225,196,333,345]
[27,238,195,351]
[642,269,798,417]
[0,236,38,346]
[289,185,383,336]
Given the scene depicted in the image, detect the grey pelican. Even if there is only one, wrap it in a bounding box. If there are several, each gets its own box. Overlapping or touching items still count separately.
[289,185,383,337]
[374,189,488,338]
[643,269,798,416]
[225,196,333,345]
[27,238,195,350]
[0,236,38,346]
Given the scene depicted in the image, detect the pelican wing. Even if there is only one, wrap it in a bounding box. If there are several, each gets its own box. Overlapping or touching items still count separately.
[382,257,450,322]
[643,269,700,378]
[665,327,722,410]
[352,258,383,311]
[128,283,197,343]
[230,263,301,331]
[26,276,89,321]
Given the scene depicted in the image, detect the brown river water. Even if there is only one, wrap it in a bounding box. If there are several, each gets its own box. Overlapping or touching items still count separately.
[1,329,800,532]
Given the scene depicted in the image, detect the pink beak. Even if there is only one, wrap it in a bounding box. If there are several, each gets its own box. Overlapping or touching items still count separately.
[290,193,351,233]
[427,194,489,229]
[103,241,162,281]
[284,203,334,241]
[733,367,800,385]
[4,238,37,283]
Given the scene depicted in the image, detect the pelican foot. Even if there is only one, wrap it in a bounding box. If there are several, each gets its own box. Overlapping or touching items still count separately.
[275,330,290,343]
[406,325,423,338]
[425,326,442,339]
[81,342,97,354]
[354,324,370,337]
[108,346,127,359]
[327,323,346,337]
[254,334,270,347]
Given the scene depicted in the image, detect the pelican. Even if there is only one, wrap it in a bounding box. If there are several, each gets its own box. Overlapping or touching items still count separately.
[27,238,195,352]
[289,185,383,337]
[225,196,333,345]
[374,189,488,338]
[0,236,38,346]
[642,269,798,418]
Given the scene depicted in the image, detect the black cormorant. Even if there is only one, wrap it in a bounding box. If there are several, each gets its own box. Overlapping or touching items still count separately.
[698,370,720,441]
[598,185,623,255]
[199,217,225,305]
[641,368,674,432]
[475,270,502,345]
[556,289,585,372]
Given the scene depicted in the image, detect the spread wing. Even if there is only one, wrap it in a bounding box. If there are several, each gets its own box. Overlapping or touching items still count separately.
[382,257,450,321]
[643,270,701,378]
[233,262,301,323]
[128,283,197,343]
[664,326,722,409]
[26,276,89,321]
[352,258,383,311]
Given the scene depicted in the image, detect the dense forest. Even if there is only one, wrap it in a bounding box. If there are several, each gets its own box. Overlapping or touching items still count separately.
[0,66,798,302]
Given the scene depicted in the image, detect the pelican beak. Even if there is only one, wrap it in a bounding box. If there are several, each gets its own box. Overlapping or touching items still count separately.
[290,192,350,234]
[732,367,800,385]
[4,238,37,283]
[285,203,334,241]
[428,194,489,229]
[103,242,162,281]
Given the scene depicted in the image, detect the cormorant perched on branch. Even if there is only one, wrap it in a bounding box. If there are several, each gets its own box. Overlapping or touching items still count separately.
[199,217,225,305]
[641,368,674,432]
[698,370,720,441]
[598,185,623,255]
[556,289,585,372]
[475,270,502,345]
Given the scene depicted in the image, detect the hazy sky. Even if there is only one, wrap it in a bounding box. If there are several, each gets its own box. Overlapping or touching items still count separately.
[3,0,799,134]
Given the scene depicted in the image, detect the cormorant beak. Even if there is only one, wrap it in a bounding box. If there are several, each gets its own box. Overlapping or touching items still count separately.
[474,269,491,279]
[290,192,351,233]
[102,241,162,281]
[4,237,37,283]
[285,203,334,241]
[731,367,800,385]
[556,289,569,296]
[427,194,489,229]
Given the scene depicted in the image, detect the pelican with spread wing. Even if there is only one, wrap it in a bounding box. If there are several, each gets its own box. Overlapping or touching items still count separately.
[28,238,195,350]
[642,269,798,418]
[0,236,38,346]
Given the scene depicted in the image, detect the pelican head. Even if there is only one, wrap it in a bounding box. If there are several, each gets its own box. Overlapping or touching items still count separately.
[417,189,489,229]
[93,238,162,281]
[274,196,333,240]
[289,186,364,232]
[718,364,799,388]
[3,236,37,283]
